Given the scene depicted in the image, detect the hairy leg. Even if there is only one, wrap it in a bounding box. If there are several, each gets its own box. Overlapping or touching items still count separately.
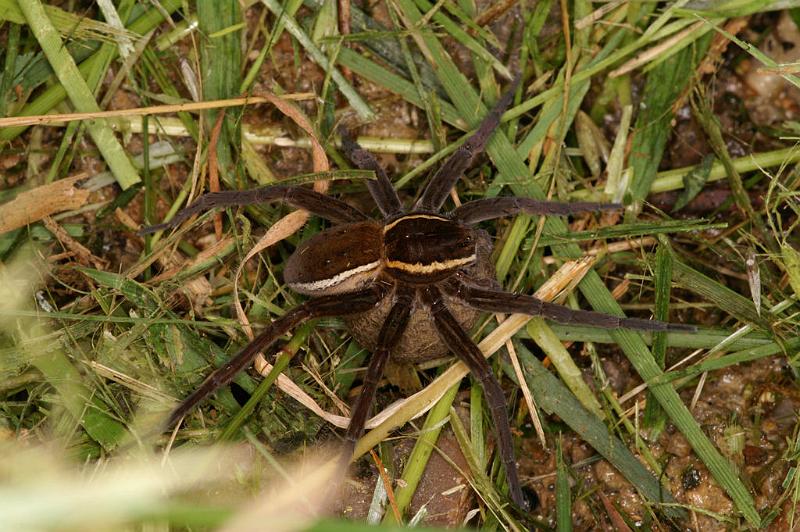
[452,197,622,224]
[139,185,368,235]
[339,128,404,217]
[341,285,413,460]
[421,285,528,510]
[163,284,390,431]
[447,280,696,332]
[414,76,519,212]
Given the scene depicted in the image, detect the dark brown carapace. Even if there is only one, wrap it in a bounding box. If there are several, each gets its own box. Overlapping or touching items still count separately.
[140,78,695,510]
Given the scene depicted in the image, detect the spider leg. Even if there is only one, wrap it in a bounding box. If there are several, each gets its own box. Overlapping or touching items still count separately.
[342,285,413,454]
[451,197,622,224]
[420,285,527,510]
[447,280,696,332]
[414,76,520,212]
[139,185,368,235]
[162,284,390,431]
[339,128,404,217]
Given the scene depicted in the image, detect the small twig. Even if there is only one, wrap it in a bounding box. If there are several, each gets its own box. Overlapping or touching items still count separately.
[0,93,315,128]
[207,110,227,241]
[370,449,402,525]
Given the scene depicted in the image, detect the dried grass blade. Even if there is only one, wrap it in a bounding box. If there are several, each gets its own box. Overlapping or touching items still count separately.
[0,173,90,234]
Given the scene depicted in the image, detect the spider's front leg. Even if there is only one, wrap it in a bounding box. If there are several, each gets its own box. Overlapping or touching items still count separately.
[162,284,389,431]
[451,197,622,224]
[420,286,528,510]
[138,184,368,235]
[414,76,520,212]
[339,128,404,217]
[446,280,696,332]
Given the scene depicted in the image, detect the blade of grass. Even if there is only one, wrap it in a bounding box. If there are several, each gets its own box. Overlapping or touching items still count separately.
[691,91,778,254]
[412,0,511,80]
[198,0,242,186]
[0,22,20,117]
[0,250,126,450]
[1,0,183,142]
[537,218,726,246]
[382,383,459,525]
[527,318,604,418]
[447,405,524,528]
[19,0,140,189]
[470,382,486,471]
[555,436,572,532]
[653,336,800,387]
[509,340,683,518]
[241,0,303,93]
[218,323,313,440]
[643,240,672,431]
[571,145,800,198]
[336,47,463,126]
[261,0,374,121]
[1,0,138,42]
[304,0,443,95]
[671,255,771,328]
[626,43,705,216]
[385,4,445,152]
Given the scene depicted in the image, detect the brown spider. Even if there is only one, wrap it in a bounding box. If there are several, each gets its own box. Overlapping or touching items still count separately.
[141,79,694,509]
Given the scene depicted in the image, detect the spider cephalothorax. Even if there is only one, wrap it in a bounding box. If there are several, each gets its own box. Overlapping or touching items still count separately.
[141,79,694,510]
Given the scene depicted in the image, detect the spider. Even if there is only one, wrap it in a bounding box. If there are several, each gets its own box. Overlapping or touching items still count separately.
[141,79,694,510]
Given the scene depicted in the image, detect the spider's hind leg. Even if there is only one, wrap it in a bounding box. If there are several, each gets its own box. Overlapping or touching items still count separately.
[449,280,696,332]
[421,285,528,510]
[340,285,413,462]
[161,285,389,433]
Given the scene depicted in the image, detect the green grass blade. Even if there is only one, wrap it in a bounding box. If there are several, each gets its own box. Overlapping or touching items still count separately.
[643,240,673,430]
[671,256,771,328]
[654,337,800,386]
[527,318,604,418]
[336,47,463,126]
[1,0,183,142]
[538,218,726,246]
[412,0,511,80]
[198,0,243,184]
[384,383,459,524]
[218,324,312,441]
[555,436,572,532]
[626,44,704,215]
[19,0,140,189]
[261,0,374,121]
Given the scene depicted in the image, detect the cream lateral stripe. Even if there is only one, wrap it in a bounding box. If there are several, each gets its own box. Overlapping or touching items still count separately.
[288,260,381,291]
[383,213,449,232]
[386,254,476,273]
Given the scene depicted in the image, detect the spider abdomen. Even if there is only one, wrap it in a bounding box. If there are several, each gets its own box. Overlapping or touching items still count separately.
[284,221,383,296]
[383,214,476,284]
[346,229,497,362]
